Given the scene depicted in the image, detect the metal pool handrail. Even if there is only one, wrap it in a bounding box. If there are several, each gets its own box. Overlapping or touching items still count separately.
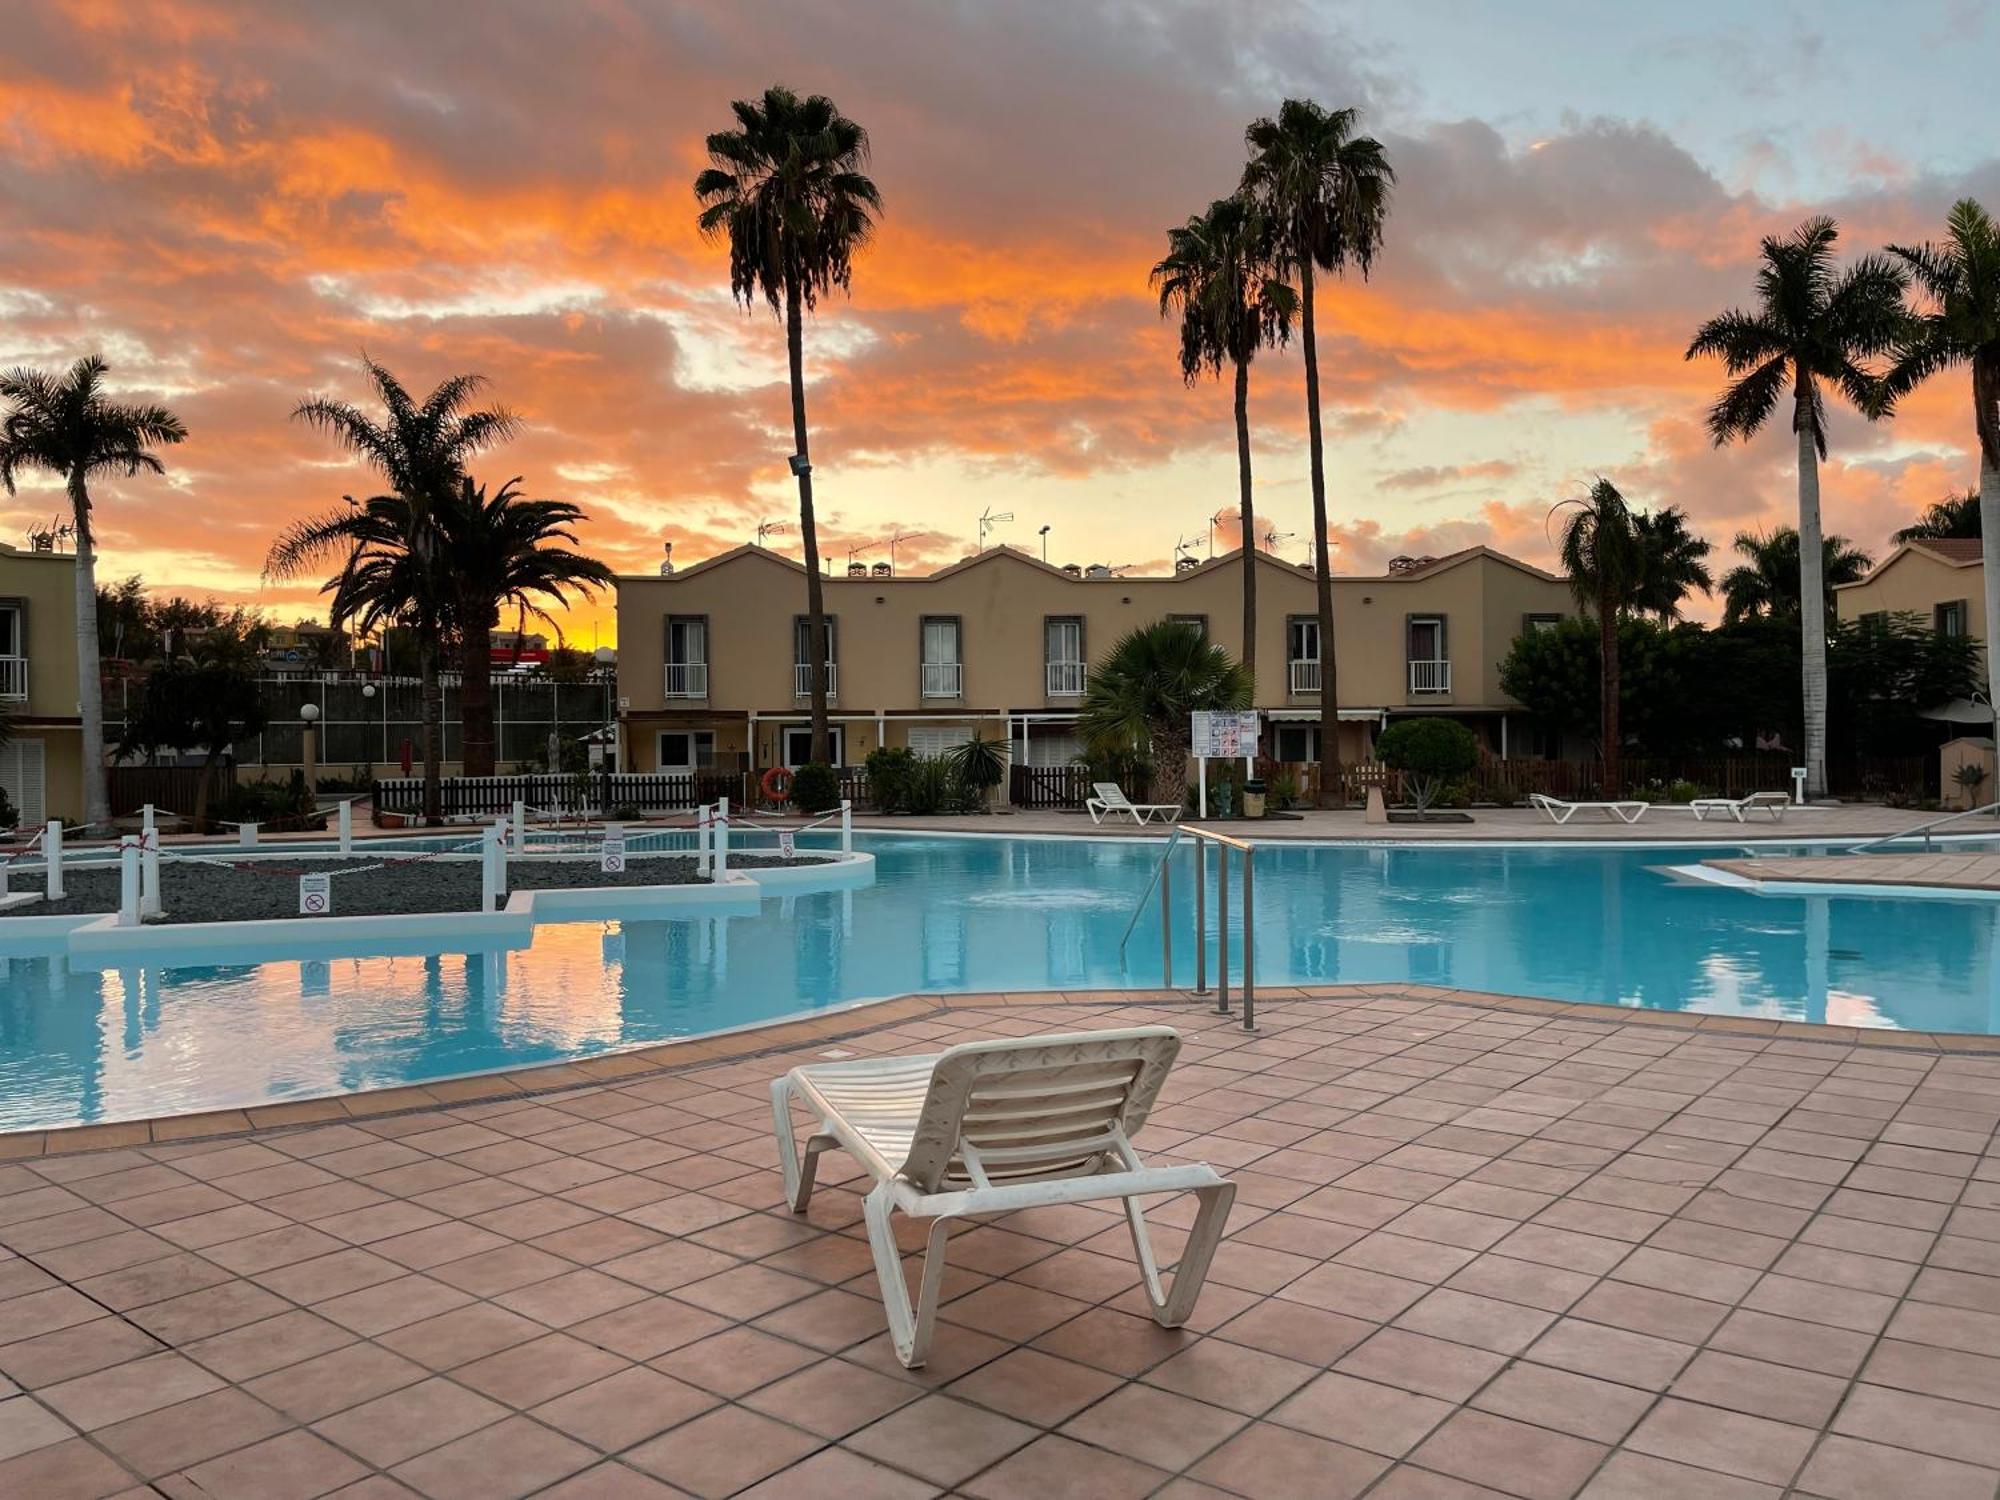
[1848,799,2000,855]
[1118,826,1185,961]
[1118,823,1259,1032]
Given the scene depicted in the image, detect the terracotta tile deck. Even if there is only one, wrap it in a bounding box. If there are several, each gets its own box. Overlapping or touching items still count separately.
[3,988,1999,1498]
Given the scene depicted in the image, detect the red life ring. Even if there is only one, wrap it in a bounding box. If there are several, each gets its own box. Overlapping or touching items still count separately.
[761,766,795,802]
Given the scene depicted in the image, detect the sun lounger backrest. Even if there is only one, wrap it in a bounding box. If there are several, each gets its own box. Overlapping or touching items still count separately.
[899,1027,1181,1192]
[1093,783,1132,806]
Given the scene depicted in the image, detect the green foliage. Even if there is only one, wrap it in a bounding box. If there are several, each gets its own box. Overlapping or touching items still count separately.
[1896,489,1981,542]
[1830,612,1981,758]
[1265,767,1300,810]
[864,746,916,813]
[903,756,960,816]
[1375,719,1479,812]
[790,761,841,814]
[1080,621,1251,804]
[945,735,1008,804]
[1721,526,1873,623]
[0,783,16,831]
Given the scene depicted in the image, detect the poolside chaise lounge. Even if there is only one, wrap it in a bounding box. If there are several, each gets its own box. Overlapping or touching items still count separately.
[1688,791,1791,822]
[1529,792,1650,825]
[1087,782,1181,825]
[770,1026,1235,1368]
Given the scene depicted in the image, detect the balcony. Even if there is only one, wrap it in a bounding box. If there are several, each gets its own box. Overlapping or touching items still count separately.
[1408,659,1451,695]
[1046,661,1086,697]
[662,661,708,698]
[794,662,838,698]
[0,656,24,700]
[1288,659,1320,695]
[921,661,963,698]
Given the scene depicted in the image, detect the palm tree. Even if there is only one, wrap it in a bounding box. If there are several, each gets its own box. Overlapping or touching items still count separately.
[1554,479,1646,793]
[1686,217,1908,795]
[1894,489,1981,542]
[1080,620,1251,808]
[1720,527,1873,624]
[695,85,882,767]
[1241,99,1393,803]
[1881,199,2000,718]
[0,356,186,830]
[277,358,517,821]
[1630,507,1714,619]
[1151,194,1297,689]
[434,476,614,776]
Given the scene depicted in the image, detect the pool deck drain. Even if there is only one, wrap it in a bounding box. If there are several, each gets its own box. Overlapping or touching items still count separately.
[2,985,2000,1499]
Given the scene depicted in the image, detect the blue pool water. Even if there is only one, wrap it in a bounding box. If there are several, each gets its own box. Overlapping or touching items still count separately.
[2,832,1996,1129]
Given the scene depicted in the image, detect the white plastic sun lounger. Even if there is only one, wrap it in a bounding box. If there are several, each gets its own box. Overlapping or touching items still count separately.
[770,1026,1235,1368]
[1688,791,1790,822]
[1087,782,1180,825]
[1529,792,1650,825]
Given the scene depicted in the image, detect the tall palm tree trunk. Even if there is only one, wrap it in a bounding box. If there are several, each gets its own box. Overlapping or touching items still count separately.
[420,641,443,825]
[1299,261,1341,804]
[1233,354,1258,691]
[460,605,497,778]
[1795,381,1829,799]
[1976,360,2000,767]
[68,473,111,830]
[1598,581,1620,796]
[786,277,831,766]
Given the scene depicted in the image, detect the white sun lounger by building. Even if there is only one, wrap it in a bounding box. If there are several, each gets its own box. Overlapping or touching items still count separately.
[1688,791,1791,821]
[1086,782,1181,825]
[1529,792,1650,824]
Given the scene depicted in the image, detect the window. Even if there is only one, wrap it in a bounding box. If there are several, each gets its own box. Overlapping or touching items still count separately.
[1167,613,1208,639]
[1937,599,1970,637]
[0,602,22,700]
[663,616,707,697]
[656,730,716,773]
[908,726,973,757]
[1045,617,1085,695]
[1859,610,1890,631]
[793,615,838,697]
[921,617,962,697]
[1522,613,1563,635]
[1287,616,1320,694]
[1407,616,1449,694]
[1275,724,1319,763]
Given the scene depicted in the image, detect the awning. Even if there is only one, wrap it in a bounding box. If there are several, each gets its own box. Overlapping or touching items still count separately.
[1265,708,1388,723]
[1920,697,1995,725]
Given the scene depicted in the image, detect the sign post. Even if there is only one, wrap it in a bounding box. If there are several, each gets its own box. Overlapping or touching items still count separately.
[299,872,332,916]
[1190,711,1262,818]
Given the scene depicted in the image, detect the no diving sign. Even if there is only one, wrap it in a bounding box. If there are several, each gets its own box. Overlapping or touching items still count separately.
[600,834,627,873]
[299,872,332,916]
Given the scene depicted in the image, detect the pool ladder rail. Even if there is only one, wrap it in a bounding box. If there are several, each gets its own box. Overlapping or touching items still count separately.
[1846,798,2000,855]
[1119,824,1259,1032]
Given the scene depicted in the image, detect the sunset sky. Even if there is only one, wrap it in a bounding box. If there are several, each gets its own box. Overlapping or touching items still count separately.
[2,0,1996,645]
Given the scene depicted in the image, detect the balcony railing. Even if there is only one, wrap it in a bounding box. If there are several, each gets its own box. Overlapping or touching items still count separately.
[0,656,24,700]
[921,661,963,698]
[663,661,708,698]
[1288,659,1320,695]
[1046,661,1086,697]
[1408,659,1451,695]
[794,662,838,698]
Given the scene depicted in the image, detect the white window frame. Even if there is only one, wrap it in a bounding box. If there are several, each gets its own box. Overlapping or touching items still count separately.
[921,617,963,698]
[1045,617,1085,696]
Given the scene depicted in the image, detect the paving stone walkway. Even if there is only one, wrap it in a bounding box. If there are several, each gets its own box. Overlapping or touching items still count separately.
[2,989,1998,1499]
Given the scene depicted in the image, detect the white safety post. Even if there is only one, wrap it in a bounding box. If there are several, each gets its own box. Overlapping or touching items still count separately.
[140,805,161,917]
[338,799,354,854]
[492,819,509,898]
[239,822,258,848]
[512,799,526,848]
[696,803,711,878]
[714,795,730,879]
[45,820,64,901]
[480,824,501,912]
[840,798,852,853]
[118,836,141,926]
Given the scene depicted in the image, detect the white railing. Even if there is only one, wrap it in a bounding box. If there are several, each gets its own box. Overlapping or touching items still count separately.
[795,662,837,698]
[1408,659,1451,695]
[0,656,25,699]
[663,661,708,698]
[1288,659,1320,694]
[1046,661,1086,696]
[921,661,963,698]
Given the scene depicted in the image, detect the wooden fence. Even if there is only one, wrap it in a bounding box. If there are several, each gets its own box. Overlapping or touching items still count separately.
[109,764,236,818]
[1010,764,1092,809]
[372,769,744,819]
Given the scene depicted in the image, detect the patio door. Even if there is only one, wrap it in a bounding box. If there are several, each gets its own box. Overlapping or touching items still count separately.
[781,725,843,769]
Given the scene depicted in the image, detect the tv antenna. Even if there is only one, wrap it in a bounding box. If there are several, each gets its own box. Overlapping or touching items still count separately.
[846,540,874,568]
[755,519,792,547]
[887,530,920,571]
[1173,534,1201,564]
[977,507,1014,550]
[1262,527,1297,553]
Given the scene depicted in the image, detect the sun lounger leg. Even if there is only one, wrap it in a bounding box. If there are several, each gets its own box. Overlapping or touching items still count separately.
[1121,1179,1236,1329]
[770,1077,835,1213]
[864,1184,953,1368]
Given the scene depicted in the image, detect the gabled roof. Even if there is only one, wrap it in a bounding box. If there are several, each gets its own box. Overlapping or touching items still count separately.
[1837,536,1984,591]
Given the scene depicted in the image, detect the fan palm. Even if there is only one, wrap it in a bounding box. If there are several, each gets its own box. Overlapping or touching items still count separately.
[1881,199,2000,716]
[1553,479,1646,793]
[695,85,882,767]
[1079,620,1251,807]
[0,355,186,829]
[1893,489,1981,542]
[1686,216,1908,795]
[1151,194,1297,688]
[434,476,614,776]
[1720,527,1873,625]
[1241,99,1392,803]
[1630,507,1714,620]
[273,358,517,821]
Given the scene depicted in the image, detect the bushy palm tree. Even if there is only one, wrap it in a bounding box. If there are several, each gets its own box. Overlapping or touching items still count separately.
[1152,194,1297,688]
[1554,479,1646,792]
[1630,507,1714,620]
[1881,199,2000,715]
[1241,100,1393,802]
[696,86,882,766]
[1720,527,1873,624]
[1080,620,1251,807]
[1686,217,1908,795]
[0,356,186,829]
[1894,489,1981,542]
[434,476,614,776]
[273,358,517,820]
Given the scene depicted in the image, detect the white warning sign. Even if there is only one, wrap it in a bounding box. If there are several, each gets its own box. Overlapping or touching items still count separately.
[600,834,627,873]
[299,872,332,916]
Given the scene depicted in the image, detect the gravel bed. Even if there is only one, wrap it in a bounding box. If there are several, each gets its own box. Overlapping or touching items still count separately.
[0,851,812,924]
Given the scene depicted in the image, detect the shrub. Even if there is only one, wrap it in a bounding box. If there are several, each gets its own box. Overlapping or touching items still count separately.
[612,803,642,822]
[1376,719,1479,813]
[790,761,841,814]
[864,746,916,813]
[904,756,957,816]
[1267,768,1300,811]
[0,784,16,831]
[946,736,1008,810]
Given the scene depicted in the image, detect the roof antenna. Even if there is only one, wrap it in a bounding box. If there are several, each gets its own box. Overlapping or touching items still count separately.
[887,530,919,572]
[977,506,1014,550]
[1262,527,1297,554]
[755,519,792,547]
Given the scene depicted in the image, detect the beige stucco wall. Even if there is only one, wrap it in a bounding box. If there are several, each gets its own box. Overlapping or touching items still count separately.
[0,544,85,823]
[1835,549,1981,635]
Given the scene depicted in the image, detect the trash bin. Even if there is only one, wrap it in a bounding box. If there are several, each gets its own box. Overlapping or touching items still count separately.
[1242,779,1267,819]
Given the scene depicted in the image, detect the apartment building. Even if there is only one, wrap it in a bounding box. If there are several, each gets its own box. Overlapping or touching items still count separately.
[613,542,1575,776]
[0,540,85,824]
[1835,537,1985,645]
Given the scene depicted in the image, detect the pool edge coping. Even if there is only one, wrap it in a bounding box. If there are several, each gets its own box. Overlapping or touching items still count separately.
[7,981,2000,1161]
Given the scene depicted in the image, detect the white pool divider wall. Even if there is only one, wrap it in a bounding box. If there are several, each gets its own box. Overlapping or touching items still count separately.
[140,805,162,918]
[118,836,140,926]
[45,821,64,901]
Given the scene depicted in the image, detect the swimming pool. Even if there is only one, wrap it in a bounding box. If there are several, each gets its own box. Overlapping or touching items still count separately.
[3,831,1995,1129]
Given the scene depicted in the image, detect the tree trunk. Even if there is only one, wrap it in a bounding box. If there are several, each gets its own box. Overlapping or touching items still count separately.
[786,277,831,766]
[1795,380,1829,799]
[1976,357,2000,781]
[68,472,110,830]
[460,604,496,778]
[1300,261,1341,804]
[1233,354,1257,690]
[420,637,443,825]
[1598,580,1620,796]
[194,750,217,832]
[1150,724,1192,809]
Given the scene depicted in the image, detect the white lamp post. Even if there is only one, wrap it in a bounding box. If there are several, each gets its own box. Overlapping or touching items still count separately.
[300,702,321,793]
